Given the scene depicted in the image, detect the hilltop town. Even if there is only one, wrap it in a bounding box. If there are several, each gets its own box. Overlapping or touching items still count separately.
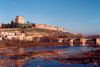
[0,16,64,31]
[0,16,64,41]
[0,16,100,48]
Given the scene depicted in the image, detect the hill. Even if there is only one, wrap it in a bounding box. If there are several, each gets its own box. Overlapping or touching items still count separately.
[0,28,63,37]
[0,28,82,38]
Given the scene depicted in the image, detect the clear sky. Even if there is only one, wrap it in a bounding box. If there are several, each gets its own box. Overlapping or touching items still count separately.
[0,0,100,34]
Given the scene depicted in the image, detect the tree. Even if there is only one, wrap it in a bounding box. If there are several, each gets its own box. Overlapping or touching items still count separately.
[11,20,14,28]
[27,21,32,24]
[32,23,35,27]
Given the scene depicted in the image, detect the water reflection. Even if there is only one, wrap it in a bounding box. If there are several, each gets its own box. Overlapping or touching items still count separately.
[0,46,100,67]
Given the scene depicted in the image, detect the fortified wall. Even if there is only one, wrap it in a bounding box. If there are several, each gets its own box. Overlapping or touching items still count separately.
[0,16,64,31]
[35,24,64,32]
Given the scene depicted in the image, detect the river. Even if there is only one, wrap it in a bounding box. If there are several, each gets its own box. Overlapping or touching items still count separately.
[0,46,100,67]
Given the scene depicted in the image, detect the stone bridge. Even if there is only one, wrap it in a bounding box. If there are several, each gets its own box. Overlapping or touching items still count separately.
[57,38,100,46]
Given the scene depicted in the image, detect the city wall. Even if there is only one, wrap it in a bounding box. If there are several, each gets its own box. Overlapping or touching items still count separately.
[35,24,64,31]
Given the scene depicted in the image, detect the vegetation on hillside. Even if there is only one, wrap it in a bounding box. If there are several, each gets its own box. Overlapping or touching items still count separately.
[48,32,84,38]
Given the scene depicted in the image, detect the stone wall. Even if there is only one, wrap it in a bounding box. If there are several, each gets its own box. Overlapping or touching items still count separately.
[35,24,64,31]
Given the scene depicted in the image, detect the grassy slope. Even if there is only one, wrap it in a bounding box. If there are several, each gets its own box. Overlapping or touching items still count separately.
[0,28,59,36]
[0,28,76,37]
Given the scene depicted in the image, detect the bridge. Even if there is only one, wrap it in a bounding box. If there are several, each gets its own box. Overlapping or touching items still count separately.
[57,37,100,46]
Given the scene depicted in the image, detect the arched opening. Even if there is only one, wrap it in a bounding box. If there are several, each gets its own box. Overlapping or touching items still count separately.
[73,39,81,46]
[86,39,96,46]
[63,39,71,45]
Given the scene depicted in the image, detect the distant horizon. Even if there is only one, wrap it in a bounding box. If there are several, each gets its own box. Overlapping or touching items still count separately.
[0,0,100,34]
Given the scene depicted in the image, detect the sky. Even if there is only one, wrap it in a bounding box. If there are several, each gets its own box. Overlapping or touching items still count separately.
[0,0,100,34]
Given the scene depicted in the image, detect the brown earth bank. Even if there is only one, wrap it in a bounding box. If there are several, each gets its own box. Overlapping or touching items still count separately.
[0,40,99,49]
[0,40,71,48]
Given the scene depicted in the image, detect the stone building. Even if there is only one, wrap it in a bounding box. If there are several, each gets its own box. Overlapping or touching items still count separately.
[1,16,64,32]
[15,16,25,24]
[35,24,64,31]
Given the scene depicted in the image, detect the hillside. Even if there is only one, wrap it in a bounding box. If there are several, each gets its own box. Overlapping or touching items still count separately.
[0,28,63,37]
[0,28,81,38]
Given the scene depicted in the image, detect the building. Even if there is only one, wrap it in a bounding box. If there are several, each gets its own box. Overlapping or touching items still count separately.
[1,16,26,28]
[1,16,65,32]
[35,24,64,31]
[15,16,25,24]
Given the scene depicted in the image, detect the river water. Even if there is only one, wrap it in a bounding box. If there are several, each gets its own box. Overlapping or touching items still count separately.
[0,46,100,67]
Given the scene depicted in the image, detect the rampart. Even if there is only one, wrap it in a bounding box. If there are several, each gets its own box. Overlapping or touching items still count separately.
[35,24,64,31]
